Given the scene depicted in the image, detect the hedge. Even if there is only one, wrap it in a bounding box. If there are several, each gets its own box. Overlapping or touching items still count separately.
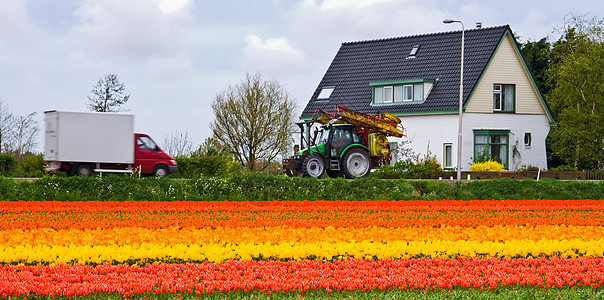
[1,175,603,201]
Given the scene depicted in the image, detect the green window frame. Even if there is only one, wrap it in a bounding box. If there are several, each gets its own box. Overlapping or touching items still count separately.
[473,129,509,169]
[371,79,434,105]
[493,84,515,112]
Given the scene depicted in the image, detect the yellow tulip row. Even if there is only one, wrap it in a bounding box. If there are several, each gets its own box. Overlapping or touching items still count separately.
[4,225,604,247]
[2,239,604,264]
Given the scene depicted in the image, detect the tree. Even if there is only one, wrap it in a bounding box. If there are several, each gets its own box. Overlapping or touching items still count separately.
[5,112,39,159]
[192,137,229,157]
[546,14,604,170]
[210,73,297,171]
[0,99,14,153]
[87,74,130,112]
[521,38,552,95]
[162,130,195,157]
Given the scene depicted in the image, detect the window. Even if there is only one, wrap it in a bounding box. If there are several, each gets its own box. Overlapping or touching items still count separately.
[374,87,384,104]
[403,85,413,101]
[414,84,423,101]
[493,84,515,112]
[317,86,335,100]
[370,79,435,104]
[384,86,393,103]
[524,133,532,147]
[443,143,453,169]
[137,136,158,151]
[474,130,509,169]
[394,86,403,102]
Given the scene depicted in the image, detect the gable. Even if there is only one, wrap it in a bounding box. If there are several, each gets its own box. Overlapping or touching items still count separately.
[464,32,554,122]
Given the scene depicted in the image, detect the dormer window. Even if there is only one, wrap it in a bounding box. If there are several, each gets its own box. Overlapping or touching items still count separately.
[317,86,335,100]
[370,79,434,105]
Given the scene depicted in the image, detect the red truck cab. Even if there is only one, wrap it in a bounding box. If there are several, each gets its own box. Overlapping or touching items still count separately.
[134,133,177,176]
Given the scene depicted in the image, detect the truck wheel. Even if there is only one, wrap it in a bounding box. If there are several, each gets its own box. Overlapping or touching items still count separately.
[75,164,93,176]
[342,148,371,179]
[302,154,326,178]
[153,165,168,177]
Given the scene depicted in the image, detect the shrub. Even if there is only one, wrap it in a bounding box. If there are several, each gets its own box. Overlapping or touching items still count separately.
[16,154,44,175]
[0,154,15,173]
[175,155,231,177]
[470,161,505,172]
[550,165,576,171]
[371,154,442,179]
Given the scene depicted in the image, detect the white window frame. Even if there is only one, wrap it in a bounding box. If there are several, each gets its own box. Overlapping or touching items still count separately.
[493,84,515,112]
[393,86,403,102]
[317,86,335,100]
[374,87,384,104]
[413,84,423,101]
[403,85,413,101]
[383,86,393,103]
[443,143,453,169]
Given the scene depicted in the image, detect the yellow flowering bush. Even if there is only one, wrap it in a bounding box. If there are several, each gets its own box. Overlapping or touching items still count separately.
[470,160,505,172]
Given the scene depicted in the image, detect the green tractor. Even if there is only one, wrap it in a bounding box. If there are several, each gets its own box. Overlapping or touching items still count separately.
[283,105,404,179]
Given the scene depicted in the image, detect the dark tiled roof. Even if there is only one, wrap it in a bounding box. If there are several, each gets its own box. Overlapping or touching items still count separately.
[301,25,511,118]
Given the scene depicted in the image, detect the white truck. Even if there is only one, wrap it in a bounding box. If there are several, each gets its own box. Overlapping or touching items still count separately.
[44,110,177,176]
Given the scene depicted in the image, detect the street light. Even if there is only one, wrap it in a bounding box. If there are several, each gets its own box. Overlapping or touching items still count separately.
[443,19,464,183]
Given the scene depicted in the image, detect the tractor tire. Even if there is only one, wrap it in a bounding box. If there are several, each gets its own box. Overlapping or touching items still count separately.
[342,148,371,179]
[302,154,326,178]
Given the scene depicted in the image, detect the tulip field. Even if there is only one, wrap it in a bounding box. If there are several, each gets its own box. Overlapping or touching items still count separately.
[3,199,604,299]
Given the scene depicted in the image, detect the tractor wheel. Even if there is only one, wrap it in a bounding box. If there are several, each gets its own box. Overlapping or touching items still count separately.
[342,148,371,179]
[302,154,326,178]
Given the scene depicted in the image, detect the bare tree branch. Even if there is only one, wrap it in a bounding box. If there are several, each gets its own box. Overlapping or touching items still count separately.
[210,72,297,171]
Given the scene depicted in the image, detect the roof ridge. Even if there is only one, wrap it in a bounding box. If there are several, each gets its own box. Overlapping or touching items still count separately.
[341,25,510,45]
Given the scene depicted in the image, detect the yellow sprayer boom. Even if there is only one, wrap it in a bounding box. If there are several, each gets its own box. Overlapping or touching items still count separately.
[313,105,404,137]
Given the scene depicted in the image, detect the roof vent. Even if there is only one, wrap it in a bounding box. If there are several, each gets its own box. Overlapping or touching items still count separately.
[407,44,420,59]
[476,22,482,28]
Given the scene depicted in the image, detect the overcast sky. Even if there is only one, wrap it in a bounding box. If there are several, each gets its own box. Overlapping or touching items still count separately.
[1,0,601,153]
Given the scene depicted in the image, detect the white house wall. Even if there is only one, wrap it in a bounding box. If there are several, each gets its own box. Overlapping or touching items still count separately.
[393,112,550,171]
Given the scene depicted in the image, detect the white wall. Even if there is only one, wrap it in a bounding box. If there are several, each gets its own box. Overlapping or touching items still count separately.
[391,112,550,171]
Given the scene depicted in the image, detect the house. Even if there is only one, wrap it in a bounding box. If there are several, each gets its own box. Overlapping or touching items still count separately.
[300,25,554,171]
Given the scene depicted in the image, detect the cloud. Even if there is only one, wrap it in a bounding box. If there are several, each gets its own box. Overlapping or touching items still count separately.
[0,1,49,49]
[69,0,193,62]
[146,56,194,80]
[305,0,396,10]
[152,0,192,14]
[289,0,449,43]
[244,35,307,76]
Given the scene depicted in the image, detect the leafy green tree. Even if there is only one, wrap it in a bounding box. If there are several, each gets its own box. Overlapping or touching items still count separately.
[546,15,604,170]
[87,74,130,112]
[521,38,552,95]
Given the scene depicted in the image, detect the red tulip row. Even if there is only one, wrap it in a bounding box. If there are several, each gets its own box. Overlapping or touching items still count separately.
[3,257,604,297]
[3,199,603,212]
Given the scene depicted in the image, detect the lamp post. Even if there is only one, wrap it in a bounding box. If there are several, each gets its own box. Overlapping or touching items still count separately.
[443,19,464,183]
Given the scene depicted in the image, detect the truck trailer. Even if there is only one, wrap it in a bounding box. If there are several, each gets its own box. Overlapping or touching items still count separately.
[44,110,177,176]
